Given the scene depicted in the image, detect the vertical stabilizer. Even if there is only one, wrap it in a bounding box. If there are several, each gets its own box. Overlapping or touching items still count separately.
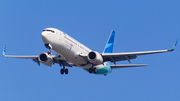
[103,30,115,53]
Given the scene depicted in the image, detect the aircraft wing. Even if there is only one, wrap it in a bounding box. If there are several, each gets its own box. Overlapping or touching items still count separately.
[102,49,173,63]
[4,55,38,59]
[102,39,178,63]
[80,48,175,64]
[80,39,178,64]
[111,64,148,69]
[3,46,74,67]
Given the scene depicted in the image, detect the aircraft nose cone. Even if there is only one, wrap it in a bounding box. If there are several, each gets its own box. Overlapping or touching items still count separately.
[41,32,46,38]
[41,32,49,43]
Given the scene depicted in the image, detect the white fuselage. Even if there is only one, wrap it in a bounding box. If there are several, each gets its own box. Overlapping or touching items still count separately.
[4,27,173,75]
[41,28,97,69]
[41,28,112,75]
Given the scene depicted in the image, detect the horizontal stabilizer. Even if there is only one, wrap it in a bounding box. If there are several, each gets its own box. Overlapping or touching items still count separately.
[111,64,148,69]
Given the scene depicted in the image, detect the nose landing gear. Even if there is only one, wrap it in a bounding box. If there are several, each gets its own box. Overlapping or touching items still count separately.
[47,51,52,55]
[44,43,69,75]
[45,44,52,55]
[45,44,52,50]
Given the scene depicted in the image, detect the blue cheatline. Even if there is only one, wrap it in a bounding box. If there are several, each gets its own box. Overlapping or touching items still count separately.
[103,30,115,53]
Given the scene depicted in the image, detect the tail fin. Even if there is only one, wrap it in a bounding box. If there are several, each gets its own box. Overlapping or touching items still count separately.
[103,30,115,53]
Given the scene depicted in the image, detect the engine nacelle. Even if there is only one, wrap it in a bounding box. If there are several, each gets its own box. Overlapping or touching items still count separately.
[38,53,53,66]
[88,51,103,65]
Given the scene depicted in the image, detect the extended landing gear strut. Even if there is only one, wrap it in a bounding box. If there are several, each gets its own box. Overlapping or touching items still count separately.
[47,50,52,55]
[45,44,52,55]
[60,64,69,75]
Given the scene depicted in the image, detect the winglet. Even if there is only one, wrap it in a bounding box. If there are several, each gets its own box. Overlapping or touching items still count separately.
[169,39,178,51]
[3,45,6,56]
[103,30,115,53]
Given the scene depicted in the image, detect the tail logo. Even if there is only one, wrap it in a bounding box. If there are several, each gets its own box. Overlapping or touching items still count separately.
[103,30,115,53]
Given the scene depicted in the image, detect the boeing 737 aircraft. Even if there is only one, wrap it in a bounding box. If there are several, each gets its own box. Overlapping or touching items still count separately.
[3,28,178,75]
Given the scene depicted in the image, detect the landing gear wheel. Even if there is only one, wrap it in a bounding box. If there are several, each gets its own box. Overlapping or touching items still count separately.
[48,51,52,55]
[93,68,97,73]
[60,69,64,75]
[65,68,69,74]
[89,68,93,73]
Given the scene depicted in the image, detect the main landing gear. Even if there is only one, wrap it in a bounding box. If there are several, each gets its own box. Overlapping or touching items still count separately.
[89,64,97,74]
[89,68,97,74]
[60,68,68,75]
[60,64,69,75]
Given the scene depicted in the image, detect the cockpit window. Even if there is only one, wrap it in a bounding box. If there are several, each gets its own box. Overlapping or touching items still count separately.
[43,29,55,33]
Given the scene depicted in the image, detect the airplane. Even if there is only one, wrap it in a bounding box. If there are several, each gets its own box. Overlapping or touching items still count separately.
[3,28,178,76]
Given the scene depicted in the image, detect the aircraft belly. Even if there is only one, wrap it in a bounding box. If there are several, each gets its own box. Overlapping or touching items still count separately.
[47,32,90,68]
[73,56,87,66]
[52,42,87,65]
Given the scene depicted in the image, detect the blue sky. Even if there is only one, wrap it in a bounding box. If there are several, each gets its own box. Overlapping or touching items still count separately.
[0,0,180,101]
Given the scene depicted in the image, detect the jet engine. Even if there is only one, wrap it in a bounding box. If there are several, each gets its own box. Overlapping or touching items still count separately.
[87,51,103,65]
[38,53,53,66]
